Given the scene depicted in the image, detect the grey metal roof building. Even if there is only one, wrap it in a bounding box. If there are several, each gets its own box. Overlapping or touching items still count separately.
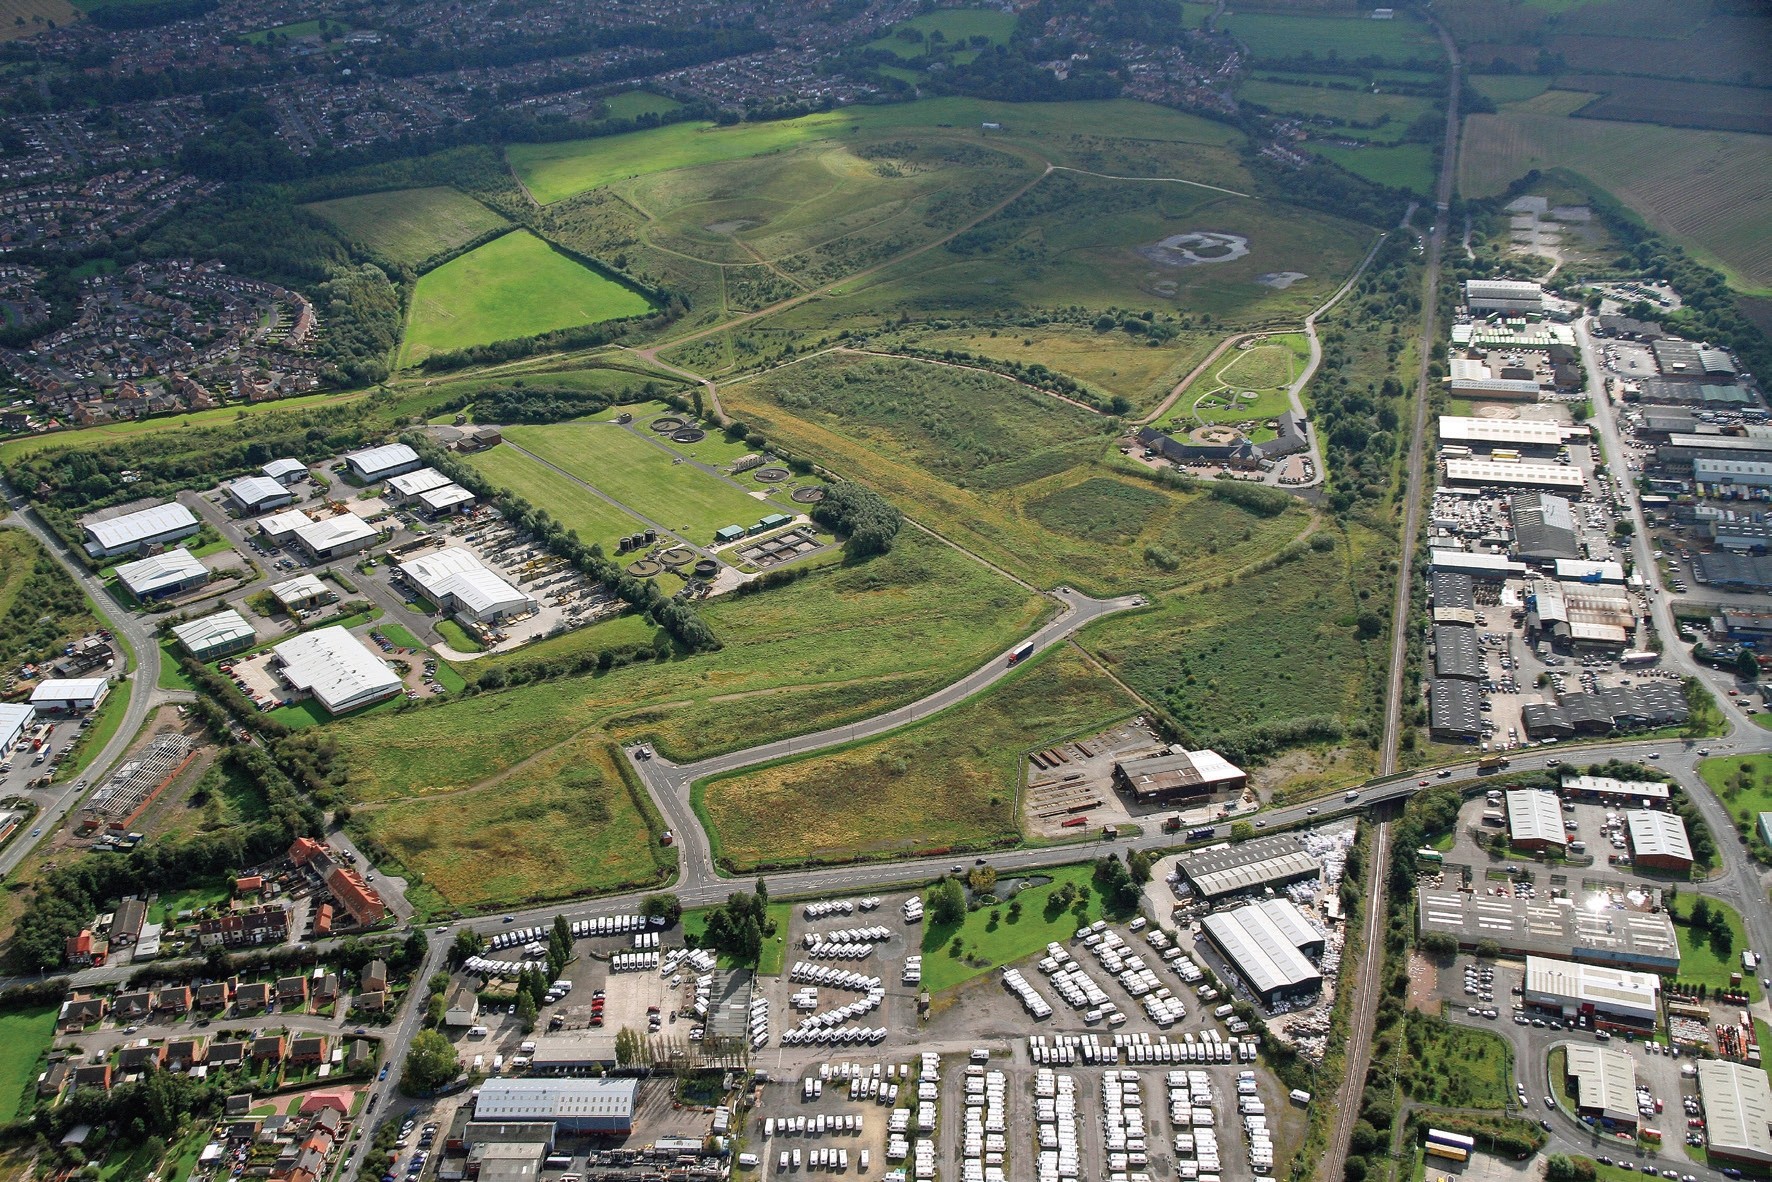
[1625,810,1693,869]
[1201,902,1322,1006]
[1447,378,1544,401]
[343,443,421,483]
[1521,701,1573,739]
[1563,1043,1640,1127]
[1464,279,1544,312]
[1506,789,1567,850]
[1175,835,1321,902]
[226,475,293,515]
[1698,552,1772,590]
[1415,888,1681,972]
[1510,492,1581,562]
[81,502,200,558]
[1428,679,1482,742]
[473,1079,639,1134]
[1698,1060,1772,1166]
[171,609,257,660]
[1445,458,1584,492]
[1431,570,1474,612]
[1433,625,1483,680]
[115,548,208,601]
[1526,955,1662,1026]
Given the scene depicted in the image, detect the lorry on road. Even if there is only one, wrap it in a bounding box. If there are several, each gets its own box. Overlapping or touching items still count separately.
[1007,640,1035,666]
[1477,755,1509,773]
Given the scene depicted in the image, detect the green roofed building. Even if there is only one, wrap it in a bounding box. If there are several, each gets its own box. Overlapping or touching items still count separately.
[753,514,791,534]
[714,525,746,544]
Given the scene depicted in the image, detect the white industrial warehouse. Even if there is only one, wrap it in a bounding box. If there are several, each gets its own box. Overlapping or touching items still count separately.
[0,702,34,754]
[257,508,313,544]
[1563,1044,1639,1128]
[226,475,294,515]
[1625,809,1694,870]
[291,513,378,562]
[114,548,208,601]
[81,502,199,558]
[262,457,307,484]
[473,1079,639,1133]
[1200,898,1323,1006]
[386,467,453,500]
[1444,458,1586,493]
[1506,789,1567,851]
[171,609,257,661]
[344,443,421,483]
[1698,1060,1772,1166]
[270,573,331,613]
[270,626,402,715]
[399,548,536,624]
[30,677,110,712]
[1523,955,1661,1030]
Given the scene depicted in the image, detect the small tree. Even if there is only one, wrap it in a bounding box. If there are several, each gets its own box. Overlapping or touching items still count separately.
[401,1029,459,1095]
[1229,821,1255,843]
[516,991,538,1033]
[929,878,966,926]
[967,864,997,896]
[640,893,683,926]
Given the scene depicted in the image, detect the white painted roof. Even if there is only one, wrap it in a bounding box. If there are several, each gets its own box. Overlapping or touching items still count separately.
[1438,416,1567,446]
[386,467,452,497]
[1202,903,1321,997]
[257,508,313,537]
[227,476,290,507]
[1562,774,1669,801]
[0,702,33,744]
[1565,1043,1639,1121]
[270,574,329,605]
[1506,789,1566,847]
[1524,954,1661,1021]
[1626,809,1693,862]
[417,483,475,511]
[399,548,534,617]
[83,502,197,551]
[115,547,206,597]
[474,1078,639,1122]
[272,626,401,714]
[293,514,377,553]
[1699,1061,1772,1164]
[30,677,109,705]
[171,609,256,654]
[262,458,306,480]
[344,443,418,478]
[1445,458,1586,489]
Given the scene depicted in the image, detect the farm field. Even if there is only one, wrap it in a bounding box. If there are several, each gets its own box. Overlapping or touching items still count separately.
[1459,111,1772,292]
[303,186,508,270]
[0,0,76,41]
[353,735,666,911]
[1237,79,1432,139]
[1469,75,1551,105]
[920,863,1111,994]
[399,230,655,365]
[327,529,1049,803]
[866,8,1016,59]
[1220,10,1444,64]
[1312,142,1436,194]
[0,1005,55,1118]
[694,646,1138,872]
[463,441,646,550]
[1557,75,1772,136]
[724,352,1311,593]
[500,422,796,542]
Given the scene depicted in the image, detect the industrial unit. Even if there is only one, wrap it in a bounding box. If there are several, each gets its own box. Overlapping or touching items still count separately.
[225,475,294,515]
[1109,749,1246,804]
[416,483,476,516]
[1200,899,1323,1007]
[1562,1044,1640,1129]
[343,443,421,483]
[1506,789,1567,851]
[1510,492,1581,563]
[1415,889,1680,972]
[472,1079,639,1134]
[291,514,378,562]
[1625,810,1694,871]
[270,574,332,614]
[29,677,111,713]
[1698,1061,1772,1167]
[385,467,454,501]
[1562,776,1670,804]
[262,458,307,485]
[1444,459,1586,493]
[81,502,200,559]
[171,610,257,661]
[257,508,313,544]
[1438,415,1568,453]
[1523,955,1662,1031]
[270,627,402,715]
[1432,626,1482,680]
[398,548,537,625]
[0,702,33,754]
[1174,835,1321,902]
[1464,279,1545,313]
[1428,679,1482,743]
[114,548,209,602]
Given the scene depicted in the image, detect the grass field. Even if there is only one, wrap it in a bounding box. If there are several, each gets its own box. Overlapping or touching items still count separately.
[0,1005,55,1118]
[354,735,665,909]
[866,8,1016,59]
[1238,79,1432,139]
[1313,142,1437,194]
[1699,752,1772,842]
[0,388,371,462]
[919,863,1109,994]
[1221,10,1444,64]
[500,422,793,543]
[695,646,1139,871]
[1401,1011,1514,1109]
[0,0,77,42]
[399,231,654,365]
[1460,111,1772,292]
[329,529,1048,804]
[600,90,682,121]
[147,879,230,924]
[463,441,647,550]
[1666,893,1758,999]
[1165,334,1309,430]
[304,186,508,270]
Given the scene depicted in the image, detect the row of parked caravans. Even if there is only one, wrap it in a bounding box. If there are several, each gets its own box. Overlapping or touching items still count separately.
[774,1147,869,1174]
[1025,1032,1257,1066]
[487,914,651,951]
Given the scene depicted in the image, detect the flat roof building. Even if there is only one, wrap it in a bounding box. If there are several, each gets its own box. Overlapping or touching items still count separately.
[1439,415,1567,450]
[1444,458,1586,493]
[473,1079,639,1134]
[1175,835,1321,902]
[271,627,402,715]
[1465,279,1544,312]
[115,548,208,602]
[1507,789,1567,851]
[1554,559,1625,583]
[1429,679,1482,743]
[1695,458,1772,490]
[399,548,536,625]
[1524,955,1662,1028]
[172,610,257,661]
[385,468,453,500]
[1625,810,1693,870]
[262,458,306,485]
[1429,549,1528,579]
[226,476,293,515]
[30,677,110,713]
[1416,889,1680,972]
[1200,901,1323,1007]
[1698,1060,1772,1166]
[1433,625,1482,680]
[1563,1043,1640,1128]
[1562,775,1670,804]
[343,444,421,483]
[1110,749,1246,804]
[82,502,199,559]
[1448,377,1543,401]
[291,514,377,562]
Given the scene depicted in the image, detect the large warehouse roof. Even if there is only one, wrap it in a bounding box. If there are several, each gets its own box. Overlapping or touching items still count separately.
[1429,549,1528,578]
[258,508,312,538]
[1431,570,1475,611]
[1448,378,1544,397]
[263,458,306,481]
[1417,889,1680,970]
[474,1078,639,1123]
[171,609,255,655]
[272,627,401,715]
[115,548,206,598]
[417,484,475,513]
[1524,955,1661,1024]
[1565,1044,1639,1123]
[399,548,534,619]
[293,514,377,554]
[344,443,419,478]
[82,502,197,553]
[1507,789,1567,847]
[227,475,291,509]
[1512,492,1581,561]
[1201,903,1321,1000]
[1433,625,1482,680]
[31,677,109,706]
[1698,1061,1772,1166]
[1626,810,1693,863]
[270,573,329,606]
[1429,678,1482,739]
[386,467,453,497]
[1176,835,1320,901]
[1439,416,1567,447]
[1466,279,1544,301]
[1445,459,1586,491]
[1563,775,1669,802]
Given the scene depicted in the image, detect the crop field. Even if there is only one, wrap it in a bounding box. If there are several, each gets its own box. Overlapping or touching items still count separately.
[463,441,646,549]
[1312,142,1436,194]
[304,186,508,270]
[725,353,1311,594]
[399,230,655,365]
[1558,76,1772,136]
[1237,79,1432,138]
[1470,75,1551,105]
[0,0,76,41]
[1460,112,1772,291]
[695,646,1138,871]
[354,735,666,909]
[500,422,796,541]
[867,8,1016,59]
[1220,11,1444,64]
[329,529,1048,802]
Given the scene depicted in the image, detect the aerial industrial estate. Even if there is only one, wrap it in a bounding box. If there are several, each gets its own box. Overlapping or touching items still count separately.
[0,1,1767,1182]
